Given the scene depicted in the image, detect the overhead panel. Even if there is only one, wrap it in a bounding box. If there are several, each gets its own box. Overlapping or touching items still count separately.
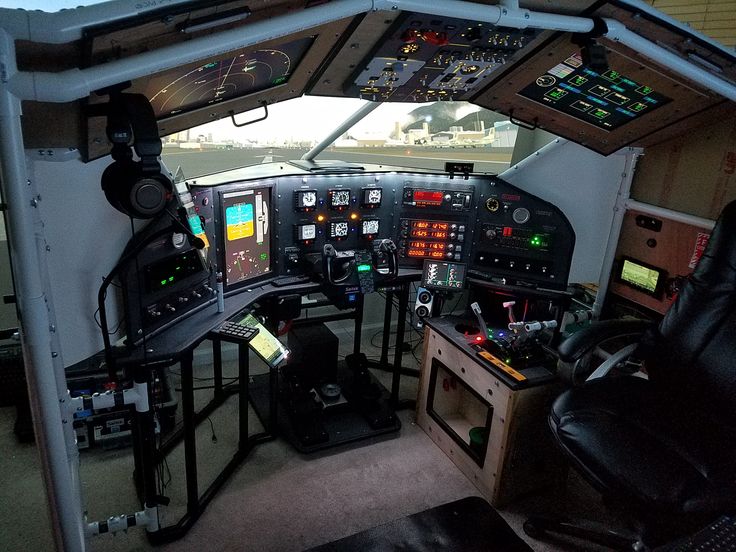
[473,1,736,155]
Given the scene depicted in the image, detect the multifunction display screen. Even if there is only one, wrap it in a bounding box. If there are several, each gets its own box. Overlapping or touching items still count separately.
[519,52,672,130]
[222,187,271,287]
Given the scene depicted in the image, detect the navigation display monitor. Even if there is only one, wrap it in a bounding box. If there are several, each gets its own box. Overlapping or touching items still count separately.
[143,36,314,119]
[422,260,466,290]
[519,52,672,131]
[221,186,271,288]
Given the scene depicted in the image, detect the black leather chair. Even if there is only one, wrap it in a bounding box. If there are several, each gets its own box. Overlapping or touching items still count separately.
[524,200,736,550]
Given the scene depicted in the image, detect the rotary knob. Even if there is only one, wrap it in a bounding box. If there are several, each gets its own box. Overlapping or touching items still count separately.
[485,229,497,239]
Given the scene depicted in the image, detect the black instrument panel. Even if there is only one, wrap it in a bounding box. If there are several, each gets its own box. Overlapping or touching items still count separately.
[187,167,575,293]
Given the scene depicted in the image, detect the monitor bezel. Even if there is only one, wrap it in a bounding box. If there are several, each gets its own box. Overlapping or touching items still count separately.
[215,180,276,294]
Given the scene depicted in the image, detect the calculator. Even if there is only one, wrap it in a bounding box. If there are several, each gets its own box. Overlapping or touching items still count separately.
[216,321,259,342]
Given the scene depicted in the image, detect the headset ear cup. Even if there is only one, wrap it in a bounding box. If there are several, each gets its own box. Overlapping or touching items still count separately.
[101,159,138,216]
[128,172,171,218]
[101,159,171,219]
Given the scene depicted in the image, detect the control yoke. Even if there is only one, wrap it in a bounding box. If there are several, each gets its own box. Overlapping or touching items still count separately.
[322,239,398,288]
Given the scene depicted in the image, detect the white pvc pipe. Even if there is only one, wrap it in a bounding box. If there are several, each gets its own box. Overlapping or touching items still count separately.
[302,101,381,161]
[0,29,86,552]
[604,19,736,102]
[373,0,595,32]
[625,198,716,229]
[0,0,197,43]
[592,148,642,318]
[9,0,373,103]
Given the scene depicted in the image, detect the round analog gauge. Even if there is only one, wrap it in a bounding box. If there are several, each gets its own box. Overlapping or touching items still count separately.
[536,75,556,87]
[362,219,380,236]
[485,197,500,212]
[331,221,349,238]
[298,190,317,208]
[367,189,382,204]
[330,190,351,208]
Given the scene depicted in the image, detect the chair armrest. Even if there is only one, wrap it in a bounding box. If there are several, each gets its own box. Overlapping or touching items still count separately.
[558,319,653,363]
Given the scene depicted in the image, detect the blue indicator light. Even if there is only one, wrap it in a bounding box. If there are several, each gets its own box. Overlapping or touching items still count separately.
[611,85,625,93]
[559,83,581,94]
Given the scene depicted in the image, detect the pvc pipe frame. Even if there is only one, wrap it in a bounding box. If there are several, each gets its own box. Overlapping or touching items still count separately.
[0,1,733,551]
[3,0,735,103]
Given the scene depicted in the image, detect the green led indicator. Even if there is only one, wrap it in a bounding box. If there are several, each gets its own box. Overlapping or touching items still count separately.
[168,276,174,282]
[273,76,288,85]
[530,236,542,247]
[357,264,371,272]
[160,279,167,286]
[175,266,181,271]
[260,253,268,261]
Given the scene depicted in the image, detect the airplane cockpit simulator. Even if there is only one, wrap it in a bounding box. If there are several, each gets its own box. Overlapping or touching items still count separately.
[0,1,735,551]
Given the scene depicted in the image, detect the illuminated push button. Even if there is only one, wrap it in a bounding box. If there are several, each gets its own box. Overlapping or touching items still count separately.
[444,193,452,201]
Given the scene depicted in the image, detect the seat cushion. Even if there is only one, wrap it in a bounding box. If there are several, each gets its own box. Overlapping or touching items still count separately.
[550,377,736,518]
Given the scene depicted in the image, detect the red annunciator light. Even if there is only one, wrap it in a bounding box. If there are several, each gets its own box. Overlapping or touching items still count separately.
[503,227,513,237]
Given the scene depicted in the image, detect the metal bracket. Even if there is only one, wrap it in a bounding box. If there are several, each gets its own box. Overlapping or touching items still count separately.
[229,101,268,128]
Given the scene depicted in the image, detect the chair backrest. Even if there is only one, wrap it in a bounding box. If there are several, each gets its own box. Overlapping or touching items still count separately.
[643,200,736,423]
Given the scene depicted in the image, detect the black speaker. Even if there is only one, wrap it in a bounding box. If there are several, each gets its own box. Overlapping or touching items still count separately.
[414,286,434,328]
[100,93,172,219]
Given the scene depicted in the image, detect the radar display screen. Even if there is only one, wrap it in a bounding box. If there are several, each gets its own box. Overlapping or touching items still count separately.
[221,187,271,288]
[144,36,314,119]
[519,52,671,130]
[421,260,466,290]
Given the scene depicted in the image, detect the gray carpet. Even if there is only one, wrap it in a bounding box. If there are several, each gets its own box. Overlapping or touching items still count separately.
[0,326,618,552]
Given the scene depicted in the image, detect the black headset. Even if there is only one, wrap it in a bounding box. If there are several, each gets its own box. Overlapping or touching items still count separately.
[101,93,172,219]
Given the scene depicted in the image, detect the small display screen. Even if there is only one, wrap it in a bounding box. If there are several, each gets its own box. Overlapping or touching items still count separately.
[361,219,380,237]
[328,189,351,210]
[222,187,271,288]
[328,220,349,240]
[236,313,288,366]
[413,190,444,205]
[518,52,671,131]
[361,187,382,207]
[145,250,204,292]
[295,223,316,242]
[295,190,317,211]
[422,260,466,290]
[617,257,664,296]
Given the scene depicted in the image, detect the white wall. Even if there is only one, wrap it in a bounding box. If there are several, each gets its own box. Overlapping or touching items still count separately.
[33,153,136,366]
[500,139,630,285]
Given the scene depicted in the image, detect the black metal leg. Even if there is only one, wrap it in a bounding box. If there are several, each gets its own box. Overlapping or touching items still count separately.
[353,293,364,356]
[213,337,223,399]
[180,351,199,513]
[391,283,409,407]
[238,343,249,448]
[269,365,278,435]
[380,291,393,366]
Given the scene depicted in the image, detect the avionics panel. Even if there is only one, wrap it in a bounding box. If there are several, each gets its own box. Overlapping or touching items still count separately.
[275,173,397,275]
[217,183,273,291]
[397,177,476,268]
[469,176,574,291]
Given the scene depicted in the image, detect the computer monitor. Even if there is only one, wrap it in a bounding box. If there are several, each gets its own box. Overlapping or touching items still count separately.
[219,184,272,291]
[421,260,466,291]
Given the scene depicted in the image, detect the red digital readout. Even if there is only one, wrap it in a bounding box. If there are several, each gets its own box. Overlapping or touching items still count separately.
[407,249,447,259]
[503,227,513,237]
[411,221,449,231]
[409,241,446,250]
[413,190,444,204]
[410,229,448,239]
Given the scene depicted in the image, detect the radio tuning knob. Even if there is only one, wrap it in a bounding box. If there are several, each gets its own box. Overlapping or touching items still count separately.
[485,229,497,239]
[165,304,176,313]
[191,290,202,299]
[444,193,452,202]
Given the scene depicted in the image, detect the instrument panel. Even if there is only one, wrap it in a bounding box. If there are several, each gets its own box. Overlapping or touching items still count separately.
[187,166,574,293]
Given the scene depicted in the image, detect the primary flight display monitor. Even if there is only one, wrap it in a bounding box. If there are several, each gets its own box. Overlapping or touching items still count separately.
[220,186,272,289]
